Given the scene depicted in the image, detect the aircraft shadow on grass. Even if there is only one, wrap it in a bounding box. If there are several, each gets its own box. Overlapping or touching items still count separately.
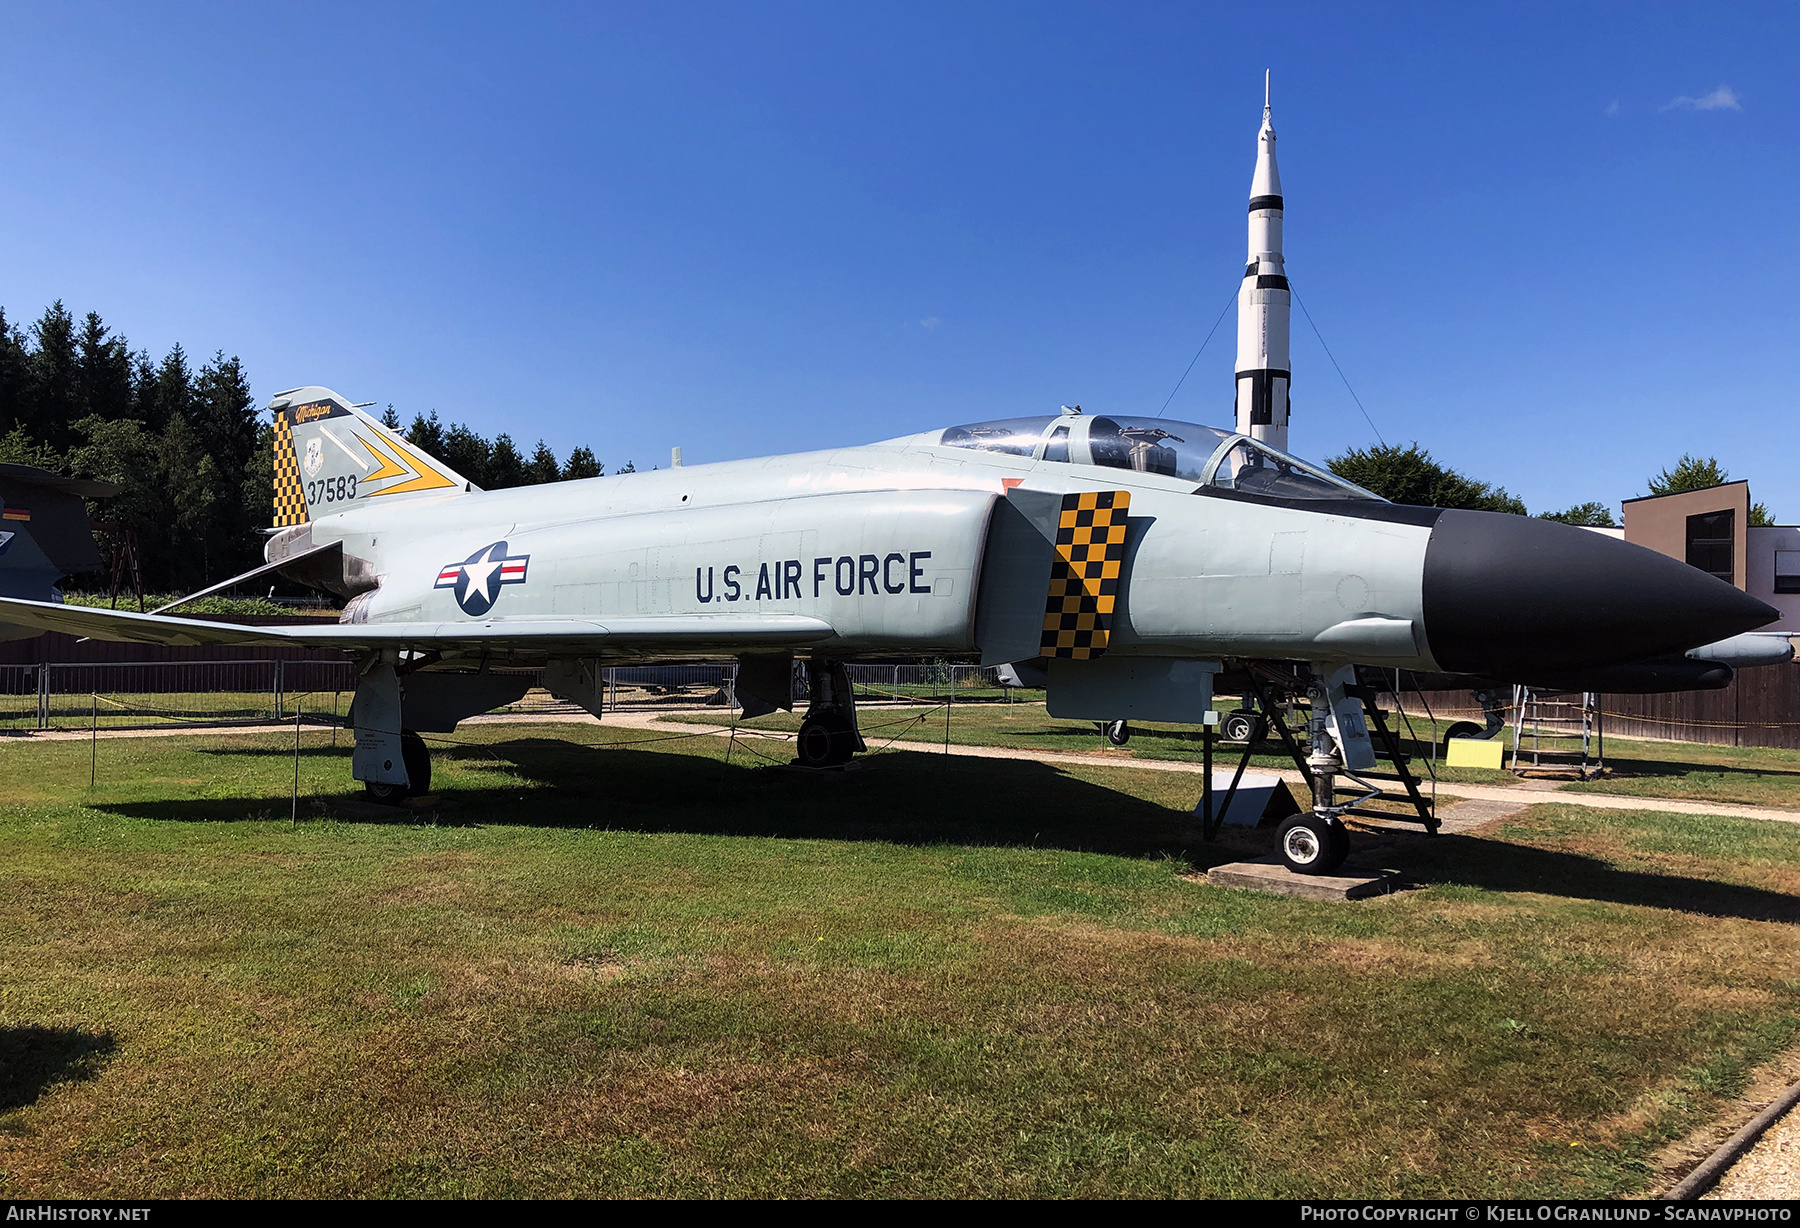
[0,1025,116,1112]
[104,737,1800,924]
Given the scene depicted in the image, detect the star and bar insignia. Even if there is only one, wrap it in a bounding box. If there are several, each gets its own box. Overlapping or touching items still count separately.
[1040,489,1129,660]
[436,540,530,617]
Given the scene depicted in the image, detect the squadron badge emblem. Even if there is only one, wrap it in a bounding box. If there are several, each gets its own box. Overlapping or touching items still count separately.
[303,436,324,477]
[435,541,530,617]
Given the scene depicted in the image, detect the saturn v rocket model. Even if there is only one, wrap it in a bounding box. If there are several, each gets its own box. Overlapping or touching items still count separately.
[1234,72,1291,452]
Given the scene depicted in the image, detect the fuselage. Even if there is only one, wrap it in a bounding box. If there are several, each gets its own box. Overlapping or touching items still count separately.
[279,412,1776,682]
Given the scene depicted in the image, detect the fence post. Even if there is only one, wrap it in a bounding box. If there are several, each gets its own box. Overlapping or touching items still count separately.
[37,663,48,731]
[273,660,284,722]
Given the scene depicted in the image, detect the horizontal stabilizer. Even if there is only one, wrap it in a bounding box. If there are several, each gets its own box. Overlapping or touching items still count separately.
[149,541,344,614]
[0,597,835,655]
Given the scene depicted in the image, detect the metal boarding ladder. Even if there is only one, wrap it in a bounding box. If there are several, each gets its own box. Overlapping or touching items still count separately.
[1509,686,1604,779]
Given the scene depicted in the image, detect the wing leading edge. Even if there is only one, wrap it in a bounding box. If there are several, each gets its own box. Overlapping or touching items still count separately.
[0,598,834,654]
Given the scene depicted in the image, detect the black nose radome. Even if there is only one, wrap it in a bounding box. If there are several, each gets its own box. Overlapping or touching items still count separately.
[1422,509,1778,681]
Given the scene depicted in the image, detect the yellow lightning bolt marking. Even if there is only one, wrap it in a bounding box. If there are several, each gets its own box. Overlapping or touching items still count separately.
[357,433,411,483]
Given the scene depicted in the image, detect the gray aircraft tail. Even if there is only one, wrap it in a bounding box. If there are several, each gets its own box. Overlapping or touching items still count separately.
[269,386,478,527]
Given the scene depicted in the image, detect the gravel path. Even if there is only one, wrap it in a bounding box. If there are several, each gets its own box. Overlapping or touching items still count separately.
[1705,1104,1800,1200]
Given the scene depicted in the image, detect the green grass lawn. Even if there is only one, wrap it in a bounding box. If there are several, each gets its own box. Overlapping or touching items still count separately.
[674,700,1800,806]
[3,723,1799,1196]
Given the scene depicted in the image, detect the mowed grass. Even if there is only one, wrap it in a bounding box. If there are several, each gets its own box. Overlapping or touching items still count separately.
[675,699,1800,804]
[2,724,1800,1197]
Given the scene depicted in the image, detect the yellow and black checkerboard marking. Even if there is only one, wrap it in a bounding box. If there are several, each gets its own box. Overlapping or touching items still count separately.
[1040,489,1129,659]
[271,411,309,527]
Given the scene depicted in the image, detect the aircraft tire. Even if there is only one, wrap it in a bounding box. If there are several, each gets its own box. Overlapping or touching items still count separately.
[1277,814,1348,876]
[366,730,431,806]
[1220,710,1260,743]
[1105,720,1130,746]
[401,729,432,797]
[1441,720,1485,750]
[1328,817,1351,867]
[365,778,408,806]
[796,714,855,769]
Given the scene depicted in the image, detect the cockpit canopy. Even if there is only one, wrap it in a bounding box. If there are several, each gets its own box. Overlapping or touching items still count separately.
[935,412,1379,501]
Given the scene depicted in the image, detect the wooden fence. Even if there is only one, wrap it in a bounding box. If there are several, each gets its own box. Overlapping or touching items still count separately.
[1389,666,1800,751]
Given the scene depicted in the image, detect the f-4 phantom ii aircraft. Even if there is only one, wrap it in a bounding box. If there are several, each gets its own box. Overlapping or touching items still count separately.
[0,391,1781,874]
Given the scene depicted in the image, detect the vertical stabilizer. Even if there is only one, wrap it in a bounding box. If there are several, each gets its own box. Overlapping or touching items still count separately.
[268,387,478,526]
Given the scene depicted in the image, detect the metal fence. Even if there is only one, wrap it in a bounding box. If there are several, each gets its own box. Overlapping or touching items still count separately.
[0,658,1010,733]
[0,660,363,732]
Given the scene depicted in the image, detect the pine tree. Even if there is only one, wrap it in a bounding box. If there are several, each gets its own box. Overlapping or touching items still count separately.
[76,311,135,423]
[29,302,80,449]
[487,433,527,488]
[192,353,261,577]
[562,446,603,480]
[440,423,491,488]
[148,345,195,432]
[381,405,401,430]
[407,411,446,456]
[0,309,32,438]
[526,440,561,484]
[242,423,275,535]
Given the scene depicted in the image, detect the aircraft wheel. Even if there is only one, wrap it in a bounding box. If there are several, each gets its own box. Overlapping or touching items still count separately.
[401,729,431,796]
[1441,720,1484,750]
[365,730,431,806]
[365,778,408,806]
[1220,710,1259,743]
[1277,814,1349,875]
[1105,720,1130,746]
[796,714,855,769]
[1328,816,1351,867]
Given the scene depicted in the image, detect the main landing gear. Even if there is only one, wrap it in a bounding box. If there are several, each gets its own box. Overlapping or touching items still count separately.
[366,729,431,805]
[794,660,867,769]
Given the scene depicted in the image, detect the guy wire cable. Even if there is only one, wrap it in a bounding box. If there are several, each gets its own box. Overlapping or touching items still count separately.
[1292,284,1385,444]
[1155,285,1239,418]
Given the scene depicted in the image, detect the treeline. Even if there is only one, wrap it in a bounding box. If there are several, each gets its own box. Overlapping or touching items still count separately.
[0,300,624,595]
[0,301,263,592]
[1325,443,1776,527]
[386,409,626,489]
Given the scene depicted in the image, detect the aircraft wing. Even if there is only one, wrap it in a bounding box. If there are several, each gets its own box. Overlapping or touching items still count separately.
[0,597,835,654]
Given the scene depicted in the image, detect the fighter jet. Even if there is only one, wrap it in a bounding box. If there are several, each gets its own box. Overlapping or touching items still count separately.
[0,391,1777,874]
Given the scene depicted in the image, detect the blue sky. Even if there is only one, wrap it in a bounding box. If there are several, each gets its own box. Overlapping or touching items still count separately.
[1,2,1794,518]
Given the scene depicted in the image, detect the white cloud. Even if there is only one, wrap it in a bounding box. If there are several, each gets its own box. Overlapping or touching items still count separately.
[1662,84,1742,112]
[1604,99,1620,117]
[918,316,941,331]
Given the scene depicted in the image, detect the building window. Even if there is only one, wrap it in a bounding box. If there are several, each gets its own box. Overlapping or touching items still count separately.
[1777,550,1800,595]
[1685,510,1735,583]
